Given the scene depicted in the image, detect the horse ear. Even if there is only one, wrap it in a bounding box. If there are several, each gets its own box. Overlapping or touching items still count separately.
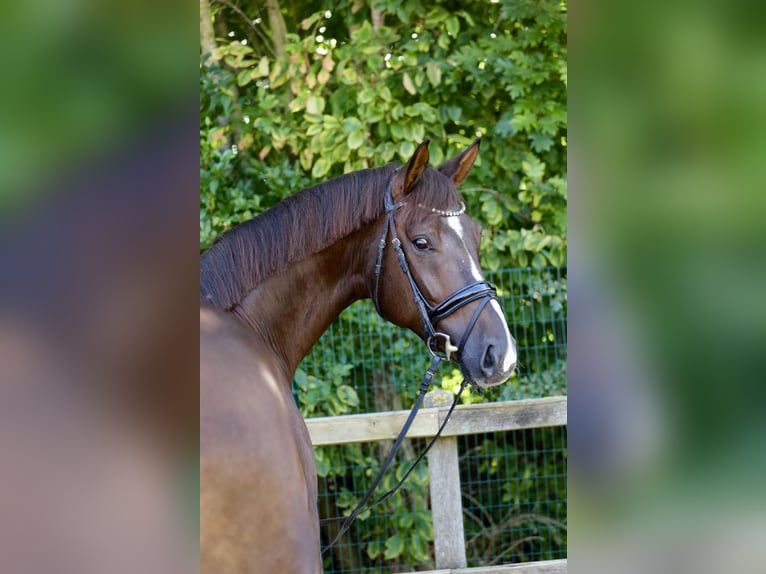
[438,137,481,186]
[392,140,430,200]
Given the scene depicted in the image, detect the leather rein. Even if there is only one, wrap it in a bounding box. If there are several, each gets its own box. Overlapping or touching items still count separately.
[322,170,499,554]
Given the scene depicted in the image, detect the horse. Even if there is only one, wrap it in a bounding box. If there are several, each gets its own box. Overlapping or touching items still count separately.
[200,138,517,573]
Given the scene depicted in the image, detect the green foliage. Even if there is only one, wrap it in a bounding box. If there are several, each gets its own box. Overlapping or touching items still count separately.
[293,364,358,417]
[200,0,567,269]
[200,1,567,571]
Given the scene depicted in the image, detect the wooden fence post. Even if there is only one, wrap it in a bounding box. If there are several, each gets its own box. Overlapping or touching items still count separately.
[424,390,467,569]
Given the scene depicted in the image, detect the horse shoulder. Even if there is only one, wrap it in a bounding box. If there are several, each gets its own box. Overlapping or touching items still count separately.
[200,305,321,573]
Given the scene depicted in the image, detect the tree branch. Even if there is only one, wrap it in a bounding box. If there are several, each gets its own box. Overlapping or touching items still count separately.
[211,0,276,58]
[200,0,220,63]
[265,0,288,59]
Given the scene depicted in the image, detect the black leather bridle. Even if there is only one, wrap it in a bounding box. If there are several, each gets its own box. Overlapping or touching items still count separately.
[322,169,502,555]
[373,168,499,361]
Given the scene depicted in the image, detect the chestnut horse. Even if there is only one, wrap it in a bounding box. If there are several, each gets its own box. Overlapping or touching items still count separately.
[200,139,516,573]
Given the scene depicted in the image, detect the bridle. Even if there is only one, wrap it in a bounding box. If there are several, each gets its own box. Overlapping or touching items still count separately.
[373,168,498,362]
[322,168,501,554]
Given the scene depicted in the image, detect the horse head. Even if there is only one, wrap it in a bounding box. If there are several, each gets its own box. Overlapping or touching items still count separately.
[371,139,516,387]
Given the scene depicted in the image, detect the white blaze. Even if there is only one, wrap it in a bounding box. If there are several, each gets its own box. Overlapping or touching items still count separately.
[445,216,483,281]
[491,299,517,371]
[446,216,517,372]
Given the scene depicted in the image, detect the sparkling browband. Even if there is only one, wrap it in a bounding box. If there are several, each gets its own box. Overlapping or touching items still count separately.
[417,201,466,217]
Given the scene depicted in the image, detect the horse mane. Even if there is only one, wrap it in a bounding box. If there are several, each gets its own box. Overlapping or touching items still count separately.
[200,163,463,310]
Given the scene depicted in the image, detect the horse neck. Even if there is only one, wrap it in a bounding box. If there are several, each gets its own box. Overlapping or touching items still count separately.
[232,223,379,379]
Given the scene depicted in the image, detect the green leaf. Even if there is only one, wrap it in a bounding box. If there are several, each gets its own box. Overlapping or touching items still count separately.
[269,61,284,86]
[412,123,425,142]
[510,110,536,133]
[522,155,546,182]
[351,20,373,43]
[347,130,365,150]
[398,140,415,159]
[340,66,358,85]
[410,102,437,122]
[366,54,383,68]
[312,157,331,178]
[529,133,554,152]
[305,95,325,115]
[482,198,504,226]
[447,105,461,122]
[383,535,405,560]
[299,149,313,171]
[522,231,547,251]
[366,541,382,560]
[426,62,442,87]
[401,122,414,140]
[437,31,450,50]
[343,117,363,132]
[337,385,359,406]
[446,16,460,37]
[256,56,269,77]
[293,368,309,390]
[358,88,375,104]
[315,450,330,477]
[402,72,416,95]
[236,68,255,87]
[288,94,307,113]
[411,535,430,562]
[306,123,323,136]
[413,70,426,88]
[300,13,321,30]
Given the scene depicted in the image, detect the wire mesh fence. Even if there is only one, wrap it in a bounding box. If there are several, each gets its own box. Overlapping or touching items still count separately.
[460,426,567,567]
[296,266,567,573]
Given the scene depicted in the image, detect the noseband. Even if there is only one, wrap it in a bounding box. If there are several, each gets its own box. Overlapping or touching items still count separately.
[373,169,498,362]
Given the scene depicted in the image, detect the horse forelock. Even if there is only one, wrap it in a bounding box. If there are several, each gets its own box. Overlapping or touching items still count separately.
[399,168,465,224]
[200,164,399,310]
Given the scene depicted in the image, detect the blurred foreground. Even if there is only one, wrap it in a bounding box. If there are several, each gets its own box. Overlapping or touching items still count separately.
[0,1,199,572]
[0,116,200,572]
[570,0,766,572]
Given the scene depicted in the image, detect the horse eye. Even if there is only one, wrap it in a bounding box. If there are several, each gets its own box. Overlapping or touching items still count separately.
[413,237,430,251]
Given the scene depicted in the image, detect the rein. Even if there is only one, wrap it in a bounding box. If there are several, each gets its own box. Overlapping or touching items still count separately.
[321,171,498,555]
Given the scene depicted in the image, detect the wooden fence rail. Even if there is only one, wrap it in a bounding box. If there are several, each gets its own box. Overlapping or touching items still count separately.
[305,394,568,573]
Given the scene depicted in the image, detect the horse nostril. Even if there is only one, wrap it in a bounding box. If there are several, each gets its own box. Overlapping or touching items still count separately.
[481,344,496,376]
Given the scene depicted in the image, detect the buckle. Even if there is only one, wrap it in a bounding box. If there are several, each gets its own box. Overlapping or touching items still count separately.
[427,332,459,361]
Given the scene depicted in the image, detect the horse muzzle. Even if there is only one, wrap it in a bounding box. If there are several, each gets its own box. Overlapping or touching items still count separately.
[452,298,517,387]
